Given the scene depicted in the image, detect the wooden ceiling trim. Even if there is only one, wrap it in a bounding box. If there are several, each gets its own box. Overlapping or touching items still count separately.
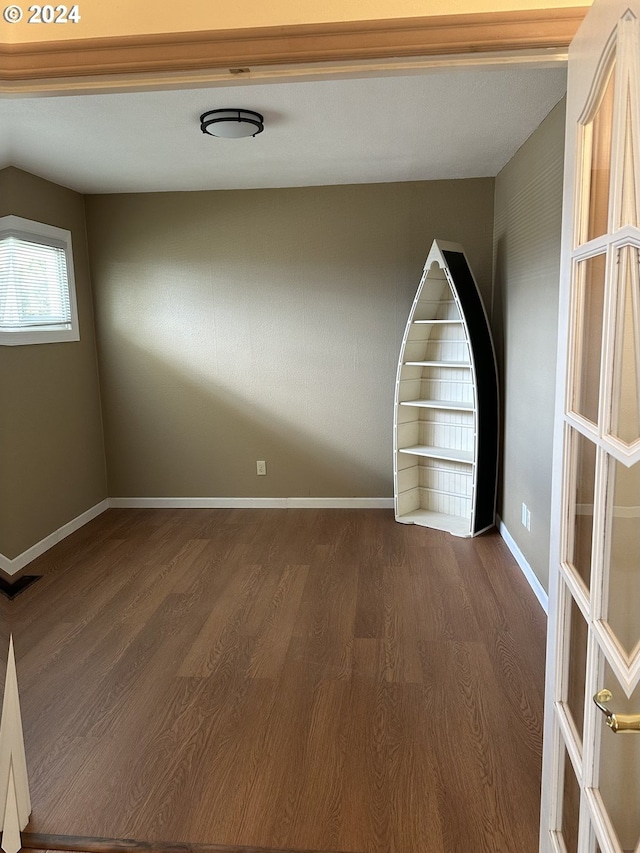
[0,8,589,81]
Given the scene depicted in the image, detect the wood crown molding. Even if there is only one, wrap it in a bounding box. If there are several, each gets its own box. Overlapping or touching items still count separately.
[0,8,589,82]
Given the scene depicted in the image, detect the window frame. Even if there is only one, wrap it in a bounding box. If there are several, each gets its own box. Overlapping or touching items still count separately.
[0,215,80,346]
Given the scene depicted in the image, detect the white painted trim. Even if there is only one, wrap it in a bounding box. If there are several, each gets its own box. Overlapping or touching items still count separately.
[0,215,80,348]
[285,497,393,509]
[109,497,395,509]
[0,497,393,576]
[497,515,549,613]
[0,499,109,577]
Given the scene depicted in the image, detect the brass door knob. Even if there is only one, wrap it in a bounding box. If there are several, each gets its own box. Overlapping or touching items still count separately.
[593,689,640,733]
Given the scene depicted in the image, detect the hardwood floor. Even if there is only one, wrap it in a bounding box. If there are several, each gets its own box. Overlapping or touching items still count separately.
[19,832,355,853]
[9,509,546,853]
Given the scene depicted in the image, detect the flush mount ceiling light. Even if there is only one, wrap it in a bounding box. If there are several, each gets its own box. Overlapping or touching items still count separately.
[200,108,264,139]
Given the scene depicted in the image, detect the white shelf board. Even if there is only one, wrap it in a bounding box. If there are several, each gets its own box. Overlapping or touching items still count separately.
[395,509,471,537]
[404,360,471,368]
[412,319,462,325]
[400,399,474,411]
[398,445,473,463]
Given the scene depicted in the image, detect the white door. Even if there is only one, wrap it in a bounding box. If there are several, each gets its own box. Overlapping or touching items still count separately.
[541,1,640,852]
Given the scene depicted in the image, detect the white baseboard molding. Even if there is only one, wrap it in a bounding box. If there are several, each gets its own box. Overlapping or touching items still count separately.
[0,497,394,577]
[109,497,395,509]
[0,499,110,578]
[497,515,549,614]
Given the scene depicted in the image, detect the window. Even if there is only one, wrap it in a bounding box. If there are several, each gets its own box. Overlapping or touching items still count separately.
[0,215,79,346]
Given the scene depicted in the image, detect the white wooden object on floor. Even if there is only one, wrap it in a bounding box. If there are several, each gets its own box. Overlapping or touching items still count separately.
[0,637,31,853]
[394,239,498,537]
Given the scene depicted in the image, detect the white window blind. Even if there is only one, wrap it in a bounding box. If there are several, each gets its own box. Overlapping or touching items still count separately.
[0,234,71,329]
[0,215,79,346]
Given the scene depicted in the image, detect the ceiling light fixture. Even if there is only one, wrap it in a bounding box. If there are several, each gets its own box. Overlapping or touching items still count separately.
[199,108,264,139]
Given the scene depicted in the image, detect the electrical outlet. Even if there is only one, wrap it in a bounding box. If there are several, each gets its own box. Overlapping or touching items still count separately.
[521,502,531,530]
[256,460,267,476]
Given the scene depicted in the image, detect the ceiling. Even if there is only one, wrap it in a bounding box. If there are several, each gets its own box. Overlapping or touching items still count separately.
[0,63,567,194]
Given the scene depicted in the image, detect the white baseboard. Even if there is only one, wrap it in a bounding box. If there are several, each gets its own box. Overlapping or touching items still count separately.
[109,497,394,509]
[0,497,393,575]
[497,515,549,614]
[0,499,110,578]
[0,502,547,604]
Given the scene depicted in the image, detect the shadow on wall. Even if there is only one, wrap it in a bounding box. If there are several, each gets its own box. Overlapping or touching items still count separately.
[100,332,393,499]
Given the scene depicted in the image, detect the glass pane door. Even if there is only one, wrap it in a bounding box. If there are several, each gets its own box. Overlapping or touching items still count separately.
[543,3,640,852]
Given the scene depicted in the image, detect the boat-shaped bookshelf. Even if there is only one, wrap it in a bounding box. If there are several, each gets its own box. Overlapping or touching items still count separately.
[394,240,498,537]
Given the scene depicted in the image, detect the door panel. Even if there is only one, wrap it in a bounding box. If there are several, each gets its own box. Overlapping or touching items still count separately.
[620,96,638,228]
[567,427,598,592]
[597,661,640,852]
[541,2,640,852]
[585,63,617,243]
[562,743,582,853]
[609,244,640,445]
[567,593,590,741]
[604,456,640,658]
[571,252,607,425]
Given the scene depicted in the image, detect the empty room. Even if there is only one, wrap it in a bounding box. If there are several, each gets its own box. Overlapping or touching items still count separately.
[1,1,639,852]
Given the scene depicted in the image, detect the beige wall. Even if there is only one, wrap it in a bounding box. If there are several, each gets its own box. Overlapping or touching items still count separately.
[493,98,566,592]
[0,168,107,560]
[85,179,494,499]
[6,0,591,42]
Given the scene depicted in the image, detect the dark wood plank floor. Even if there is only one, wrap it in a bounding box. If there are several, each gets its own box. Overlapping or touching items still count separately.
[9,509,546,853]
